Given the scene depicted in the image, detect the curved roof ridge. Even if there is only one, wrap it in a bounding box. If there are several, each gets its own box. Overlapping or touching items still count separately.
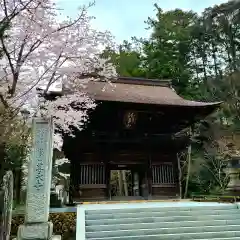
[86,80,222,107]
[114,76,172,87]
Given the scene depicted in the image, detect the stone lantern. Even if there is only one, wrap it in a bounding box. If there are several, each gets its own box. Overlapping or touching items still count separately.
[225,155,240,195]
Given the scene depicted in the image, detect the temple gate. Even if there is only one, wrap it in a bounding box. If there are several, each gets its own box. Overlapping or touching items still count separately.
[62,77,221,202]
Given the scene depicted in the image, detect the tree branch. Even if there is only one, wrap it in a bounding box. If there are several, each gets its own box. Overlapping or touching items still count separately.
[0,37,15,91]
[0,94,8,108]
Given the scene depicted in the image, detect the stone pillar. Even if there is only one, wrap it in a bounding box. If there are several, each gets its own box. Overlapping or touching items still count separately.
[225,156,240,196]
[16,118,61,240]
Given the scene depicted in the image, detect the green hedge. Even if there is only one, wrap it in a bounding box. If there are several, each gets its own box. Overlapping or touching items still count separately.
[191,194,240,202]
[11,212,77,240]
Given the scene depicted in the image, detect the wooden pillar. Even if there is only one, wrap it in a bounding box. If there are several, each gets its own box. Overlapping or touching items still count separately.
[102,148,111,200]
[67,151,80,205]
[68,157,74,205]
[139,162,150,200]
[131,169,136,196]
[147,154,152,199]
[138,169,143,197]
[105,162,110,200]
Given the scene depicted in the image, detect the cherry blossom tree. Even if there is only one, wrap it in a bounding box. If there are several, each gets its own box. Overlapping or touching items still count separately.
[0,0,117,151]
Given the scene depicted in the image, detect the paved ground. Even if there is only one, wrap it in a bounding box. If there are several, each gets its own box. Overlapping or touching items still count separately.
[76,200,233,211]
[13,199,234,215]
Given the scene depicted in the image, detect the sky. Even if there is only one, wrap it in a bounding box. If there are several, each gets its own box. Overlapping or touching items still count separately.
[57,0,227,43]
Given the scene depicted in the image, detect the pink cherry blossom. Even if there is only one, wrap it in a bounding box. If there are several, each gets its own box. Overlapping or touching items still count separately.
[0,0,117,150]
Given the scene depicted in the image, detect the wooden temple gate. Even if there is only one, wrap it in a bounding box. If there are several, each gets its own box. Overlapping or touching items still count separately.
[62,77,221,202]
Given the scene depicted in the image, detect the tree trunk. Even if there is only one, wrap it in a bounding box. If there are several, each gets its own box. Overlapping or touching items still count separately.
[228,25,237,72]
[177,153,182,199]
[211,41,219,78]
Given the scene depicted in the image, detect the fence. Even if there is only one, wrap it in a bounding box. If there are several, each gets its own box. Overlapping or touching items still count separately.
[152,164,175,184]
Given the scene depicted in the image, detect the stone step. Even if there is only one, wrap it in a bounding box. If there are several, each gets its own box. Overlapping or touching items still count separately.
[81,203,240,240]
[85,209,238,220]
[89,237,240,240]
[197,239,240,240]
[87,230,240,240]
[86,204,236,215]
[86,225,240,238]
[86,219,240,231]
[85,213,240,226]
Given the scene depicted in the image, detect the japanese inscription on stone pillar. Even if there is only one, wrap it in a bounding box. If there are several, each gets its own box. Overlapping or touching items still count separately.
[25,118,54,223]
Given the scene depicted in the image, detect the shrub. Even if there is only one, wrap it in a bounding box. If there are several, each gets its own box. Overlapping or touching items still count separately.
[11,212,77,240]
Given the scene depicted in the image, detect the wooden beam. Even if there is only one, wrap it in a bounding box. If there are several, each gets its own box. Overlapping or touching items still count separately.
[79,184,107,189]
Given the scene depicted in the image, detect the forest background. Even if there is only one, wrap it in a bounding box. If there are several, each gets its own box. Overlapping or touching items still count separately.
[102,0,240,197]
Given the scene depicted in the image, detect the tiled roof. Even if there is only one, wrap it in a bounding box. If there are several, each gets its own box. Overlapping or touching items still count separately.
[85,77,222,107]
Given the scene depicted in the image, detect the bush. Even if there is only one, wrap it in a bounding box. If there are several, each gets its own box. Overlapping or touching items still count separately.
[11,212,77,240]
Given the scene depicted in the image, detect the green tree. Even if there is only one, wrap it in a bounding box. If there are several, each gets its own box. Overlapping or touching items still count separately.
[102,0,240,196]
[101,40,145,77]
[141,6,199,96]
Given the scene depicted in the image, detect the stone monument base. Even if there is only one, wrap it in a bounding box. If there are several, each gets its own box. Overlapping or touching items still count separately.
[51,236,61,240]
[16,222,61,240]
